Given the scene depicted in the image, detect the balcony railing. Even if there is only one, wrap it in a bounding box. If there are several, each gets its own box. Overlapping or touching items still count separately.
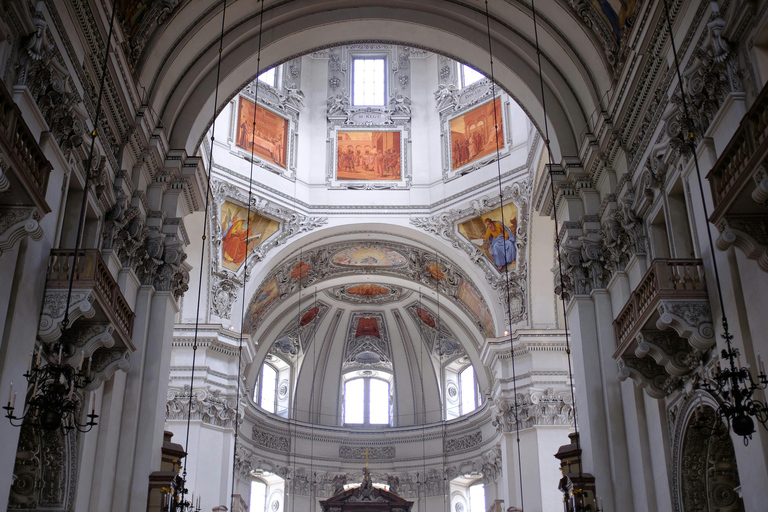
[708,80,768,221]
[0,78,51,213]
[613,259,707,352]
[46,249,135,345]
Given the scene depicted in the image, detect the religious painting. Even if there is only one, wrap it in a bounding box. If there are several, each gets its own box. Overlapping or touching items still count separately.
[291,261,311,280]
[250,278,279,318]
[416,308,436,328]
[426,263,446,280]
[300,306,319,326]
[331,246,407,267]
[450,97,504,170]
[347,284,389,296]
[220,201,279,271]
[336,131,401,181]
[356,317,380,338]
[589,0,637,40]
[458,280,495,336]
[236,96,289,168]
[458,203,518,271]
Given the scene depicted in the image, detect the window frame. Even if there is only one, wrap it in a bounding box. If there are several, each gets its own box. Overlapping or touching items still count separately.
[258,363,279,413]
[457,63,485,88]
[351,56,388,107]
[342,372,393,427]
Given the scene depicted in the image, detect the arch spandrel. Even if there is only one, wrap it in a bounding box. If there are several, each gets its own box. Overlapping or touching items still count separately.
[138,0,611,160]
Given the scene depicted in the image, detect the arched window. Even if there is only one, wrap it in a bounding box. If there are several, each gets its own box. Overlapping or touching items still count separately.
[458,64,484,88]
[446,362,480,419]
[258,364,278,413]
[343,373,392,426]
[468,483,485,512]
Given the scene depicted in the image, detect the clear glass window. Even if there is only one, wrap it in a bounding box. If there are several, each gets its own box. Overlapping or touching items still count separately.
[258,68,276,87]
[460,64,484,88]
[468,483,485,512]
[260,364,278,413]
[459,366,477,415]
[343,376,391,425]
[353,58,386,106]
[250,480,267,512]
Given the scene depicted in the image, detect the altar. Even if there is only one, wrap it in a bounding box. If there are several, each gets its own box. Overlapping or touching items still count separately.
[319,467,413,512]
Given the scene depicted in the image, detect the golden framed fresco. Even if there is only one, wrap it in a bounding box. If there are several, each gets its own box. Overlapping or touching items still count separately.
[458,203,518,271]
[336,131,401,181]
[235,96,289,169]
[220,201,279,271]
[449,97,504,170]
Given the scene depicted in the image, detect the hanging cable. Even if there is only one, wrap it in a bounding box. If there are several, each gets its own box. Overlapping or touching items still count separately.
[528,0,585,501]
[417,289,428,512]
[482,1,526,508]
[231,0,267,508]
[181,1,228,509]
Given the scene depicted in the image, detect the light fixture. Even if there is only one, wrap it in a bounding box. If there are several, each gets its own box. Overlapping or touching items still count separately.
[659,0,768,445]
[4,1,119,433]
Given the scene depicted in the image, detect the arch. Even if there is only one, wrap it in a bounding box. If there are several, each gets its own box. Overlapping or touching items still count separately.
[139,0,610,161]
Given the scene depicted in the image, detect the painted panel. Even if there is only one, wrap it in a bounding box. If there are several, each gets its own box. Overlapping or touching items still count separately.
[235,96,289,168]
[220,201,279,271]
[450,97,504,170]
[458,280,495,337]
[458,203,518,271]
[336,131,401,180]
[331,246,407,267]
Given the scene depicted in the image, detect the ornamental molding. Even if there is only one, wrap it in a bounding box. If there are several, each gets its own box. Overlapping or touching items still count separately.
[209,271,243,320]
[491,388,573,432]
[410,183,528,325]
[245,238,496,338]
[84,347,131,390]
[338,445,395,460]
[343,312,392,372]
[716,215,768,272]
[210,179,328,282]
[444,431,481,453]
[38,289,96,343]
[269,301,331,359]
[617,354,679,398]
[252,427,290,453]
[0,206,43,255]
[166,385,241,430]
[655,300,715,351]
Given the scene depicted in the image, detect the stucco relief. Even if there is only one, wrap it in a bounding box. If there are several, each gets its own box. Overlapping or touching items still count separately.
[166,385,241,429]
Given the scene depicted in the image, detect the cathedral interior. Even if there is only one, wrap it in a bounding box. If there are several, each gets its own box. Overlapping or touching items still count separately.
[0,1,767,511]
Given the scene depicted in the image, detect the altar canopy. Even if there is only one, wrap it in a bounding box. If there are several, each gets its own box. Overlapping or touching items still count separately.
[319,469,413,512]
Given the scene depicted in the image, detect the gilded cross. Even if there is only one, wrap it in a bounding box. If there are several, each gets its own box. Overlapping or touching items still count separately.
[361,448,373,470]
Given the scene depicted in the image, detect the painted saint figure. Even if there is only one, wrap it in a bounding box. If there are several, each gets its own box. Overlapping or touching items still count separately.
[222,213,262,266]
[482,218,516,270]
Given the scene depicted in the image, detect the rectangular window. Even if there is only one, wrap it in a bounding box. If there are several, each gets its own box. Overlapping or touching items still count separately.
[258,68,276,87]
[460,366,476,414]
[461,64,484,88]
[250,481,267,512]
[344,379,365,424]
[353,58,385,106]
[260,365,277,413]
[469,484,485,512]
[368,379,390,424]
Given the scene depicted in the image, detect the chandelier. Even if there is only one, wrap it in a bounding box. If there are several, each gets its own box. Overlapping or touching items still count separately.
[3,342,98,431]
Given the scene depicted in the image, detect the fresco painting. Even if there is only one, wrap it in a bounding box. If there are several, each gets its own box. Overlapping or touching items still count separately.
[458,280,495,337]
[336,131,401,180]
[450,97,504,170]
[291,261,311,280]
[250,278,279,318]
[347,285,389,296]
[356,317,380,338]
[590,0,637,40]
[331,246,407,267]
[220,201,279,271]
[459,203,518,271]
[416,308,436,328]
[426,263,446,281]
[236,96,289,168]
[300,306,319,326]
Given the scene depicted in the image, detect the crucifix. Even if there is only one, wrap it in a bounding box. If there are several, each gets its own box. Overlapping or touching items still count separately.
[361,448,373,470]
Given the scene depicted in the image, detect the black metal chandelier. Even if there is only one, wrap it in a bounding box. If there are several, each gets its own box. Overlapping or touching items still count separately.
[3,1,118,433]
[3,342,97,431]
[659,0,768,445]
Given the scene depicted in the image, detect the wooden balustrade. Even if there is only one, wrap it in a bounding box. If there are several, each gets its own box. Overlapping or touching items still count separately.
[46,249,134,342]
[0,78,51,212]
[613,259,707,350]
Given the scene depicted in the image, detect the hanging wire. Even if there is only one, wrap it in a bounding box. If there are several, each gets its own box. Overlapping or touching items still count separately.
[528,0,584,494]
[231,0,267,508]
[417,289,428,511]
[308,287,318,505]
[182,0,228,506]
[482,1,526,508]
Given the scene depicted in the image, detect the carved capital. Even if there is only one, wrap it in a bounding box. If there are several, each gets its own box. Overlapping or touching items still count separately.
[617,355,680,398]
[38,289,96,343]
[0,207,43,255]
[655,300,715,351]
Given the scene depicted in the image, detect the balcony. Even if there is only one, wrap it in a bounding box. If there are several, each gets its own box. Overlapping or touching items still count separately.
[0,77,51,215]
[612,259,714,397]
[39,250,135,376]
[707,81,768,272]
